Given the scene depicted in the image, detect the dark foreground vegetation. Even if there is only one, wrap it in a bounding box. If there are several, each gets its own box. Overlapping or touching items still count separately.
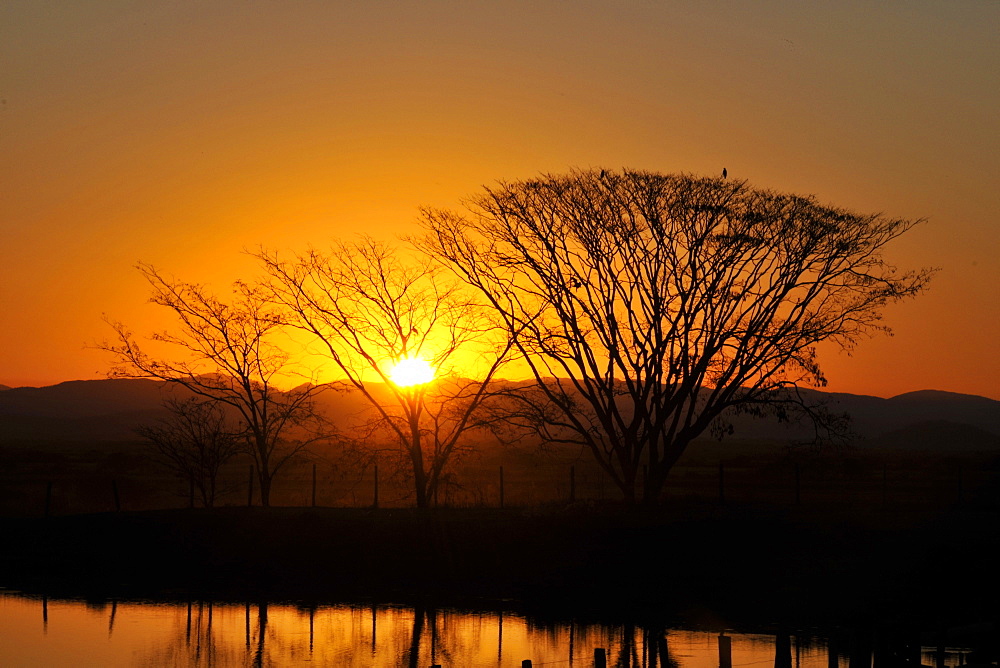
[2,499,998,631]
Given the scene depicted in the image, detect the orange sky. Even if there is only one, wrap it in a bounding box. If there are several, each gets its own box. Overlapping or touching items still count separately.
[1,2,997,399]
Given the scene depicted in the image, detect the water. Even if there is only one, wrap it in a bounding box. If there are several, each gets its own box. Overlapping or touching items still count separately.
[0,592,979,667]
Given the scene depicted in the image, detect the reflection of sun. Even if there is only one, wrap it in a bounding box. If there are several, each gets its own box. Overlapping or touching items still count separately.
[388,357,435,387]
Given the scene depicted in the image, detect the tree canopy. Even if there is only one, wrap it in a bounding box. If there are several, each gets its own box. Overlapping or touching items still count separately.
[255,240,512,507]
[418,169,934,503]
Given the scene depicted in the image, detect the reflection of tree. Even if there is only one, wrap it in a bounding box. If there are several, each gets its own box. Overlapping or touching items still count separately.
[21,598,762,666]
[136,601,246,667]
[650,629,679,668]
[254,602,268,668]
[405,605,424,668]
[257,240,512,508]
[420,170,933,503]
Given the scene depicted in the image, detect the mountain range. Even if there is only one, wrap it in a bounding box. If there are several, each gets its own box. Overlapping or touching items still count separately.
[0,379,997,451]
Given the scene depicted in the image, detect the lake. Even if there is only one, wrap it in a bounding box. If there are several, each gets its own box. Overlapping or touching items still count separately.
[0,592,976,667]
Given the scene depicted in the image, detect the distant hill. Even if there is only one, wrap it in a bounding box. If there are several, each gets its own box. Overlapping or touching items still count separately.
[724,388,1000,444]
[0,379,182,419]
[0,378,997,452]
[0,385,10,392]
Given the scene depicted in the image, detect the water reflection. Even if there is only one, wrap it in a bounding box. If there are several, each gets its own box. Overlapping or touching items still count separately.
[0,593,987,667]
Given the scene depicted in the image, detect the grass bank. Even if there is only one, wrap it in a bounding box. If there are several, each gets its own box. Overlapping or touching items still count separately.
[1,502,997,627]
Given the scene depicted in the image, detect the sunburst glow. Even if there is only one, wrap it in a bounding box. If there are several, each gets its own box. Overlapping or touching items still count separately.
[388,357,435,387]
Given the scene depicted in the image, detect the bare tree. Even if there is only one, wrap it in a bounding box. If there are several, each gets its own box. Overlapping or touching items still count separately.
[417,169,934,504]
[255,240,512,508]
[102,264,330,506]
[136,397,242,507]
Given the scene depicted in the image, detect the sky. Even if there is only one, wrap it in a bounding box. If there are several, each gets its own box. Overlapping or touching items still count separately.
[1,1,997,399]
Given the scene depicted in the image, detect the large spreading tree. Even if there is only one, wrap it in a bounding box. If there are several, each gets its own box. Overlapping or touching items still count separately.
[417,169,933,504]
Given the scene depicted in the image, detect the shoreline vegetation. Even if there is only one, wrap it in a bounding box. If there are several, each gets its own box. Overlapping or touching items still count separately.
[2,501,998,629]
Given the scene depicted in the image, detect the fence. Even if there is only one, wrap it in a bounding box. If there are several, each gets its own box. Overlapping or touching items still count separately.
[3,446,997,517]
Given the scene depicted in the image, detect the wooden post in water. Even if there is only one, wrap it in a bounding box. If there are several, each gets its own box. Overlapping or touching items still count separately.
[570,465,576,503]
[522,661,533,668]
[594,647,607,668]
[719,634,733,668]
[247,466,254,507]
[500,466,505,509]
[373,465,379,509]
[112,479,121,512]
[44,481,52,518]
[311,464,317,507]
[827,630,839,668]
[775,630,792,668]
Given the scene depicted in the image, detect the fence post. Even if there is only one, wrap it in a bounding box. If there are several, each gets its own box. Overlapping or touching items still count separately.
[500,466,505,509]
[718,461,725,505]
[794,462,801,507]
[247,466,254,507]
[373,465,379,509]
[523,661,533,668]
[112,479,121,512]
[595,647,607,668]
[189,478,195,509]
[312,464,317,507]
[570,465,576,503]
[882,463,888,506]
[719,633,733,668]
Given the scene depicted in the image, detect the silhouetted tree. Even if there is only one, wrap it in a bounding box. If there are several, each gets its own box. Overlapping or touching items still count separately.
[255,240,512,508]
[103,264,330,506]
[418,169,934,503]
[136,397,241,507]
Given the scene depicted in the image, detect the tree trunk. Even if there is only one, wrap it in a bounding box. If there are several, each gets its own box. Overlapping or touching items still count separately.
[258,470,272,507]
[411,449,428,508]
[408,411,429,508]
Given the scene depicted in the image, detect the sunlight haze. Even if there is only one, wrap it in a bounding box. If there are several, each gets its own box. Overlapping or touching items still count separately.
[1,1,997,398]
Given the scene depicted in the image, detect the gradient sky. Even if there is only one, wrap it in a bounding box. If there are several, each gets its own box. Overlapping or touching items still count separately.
[2,1,997,398]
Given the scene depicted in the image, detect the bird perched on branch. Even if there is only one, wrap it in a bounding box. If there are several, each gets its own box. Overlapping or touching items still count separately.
[722,167,728,179]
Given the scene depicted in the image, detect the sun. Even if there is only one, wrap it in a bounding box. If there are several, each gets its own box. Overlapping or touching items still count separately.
[388,357,435,387]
